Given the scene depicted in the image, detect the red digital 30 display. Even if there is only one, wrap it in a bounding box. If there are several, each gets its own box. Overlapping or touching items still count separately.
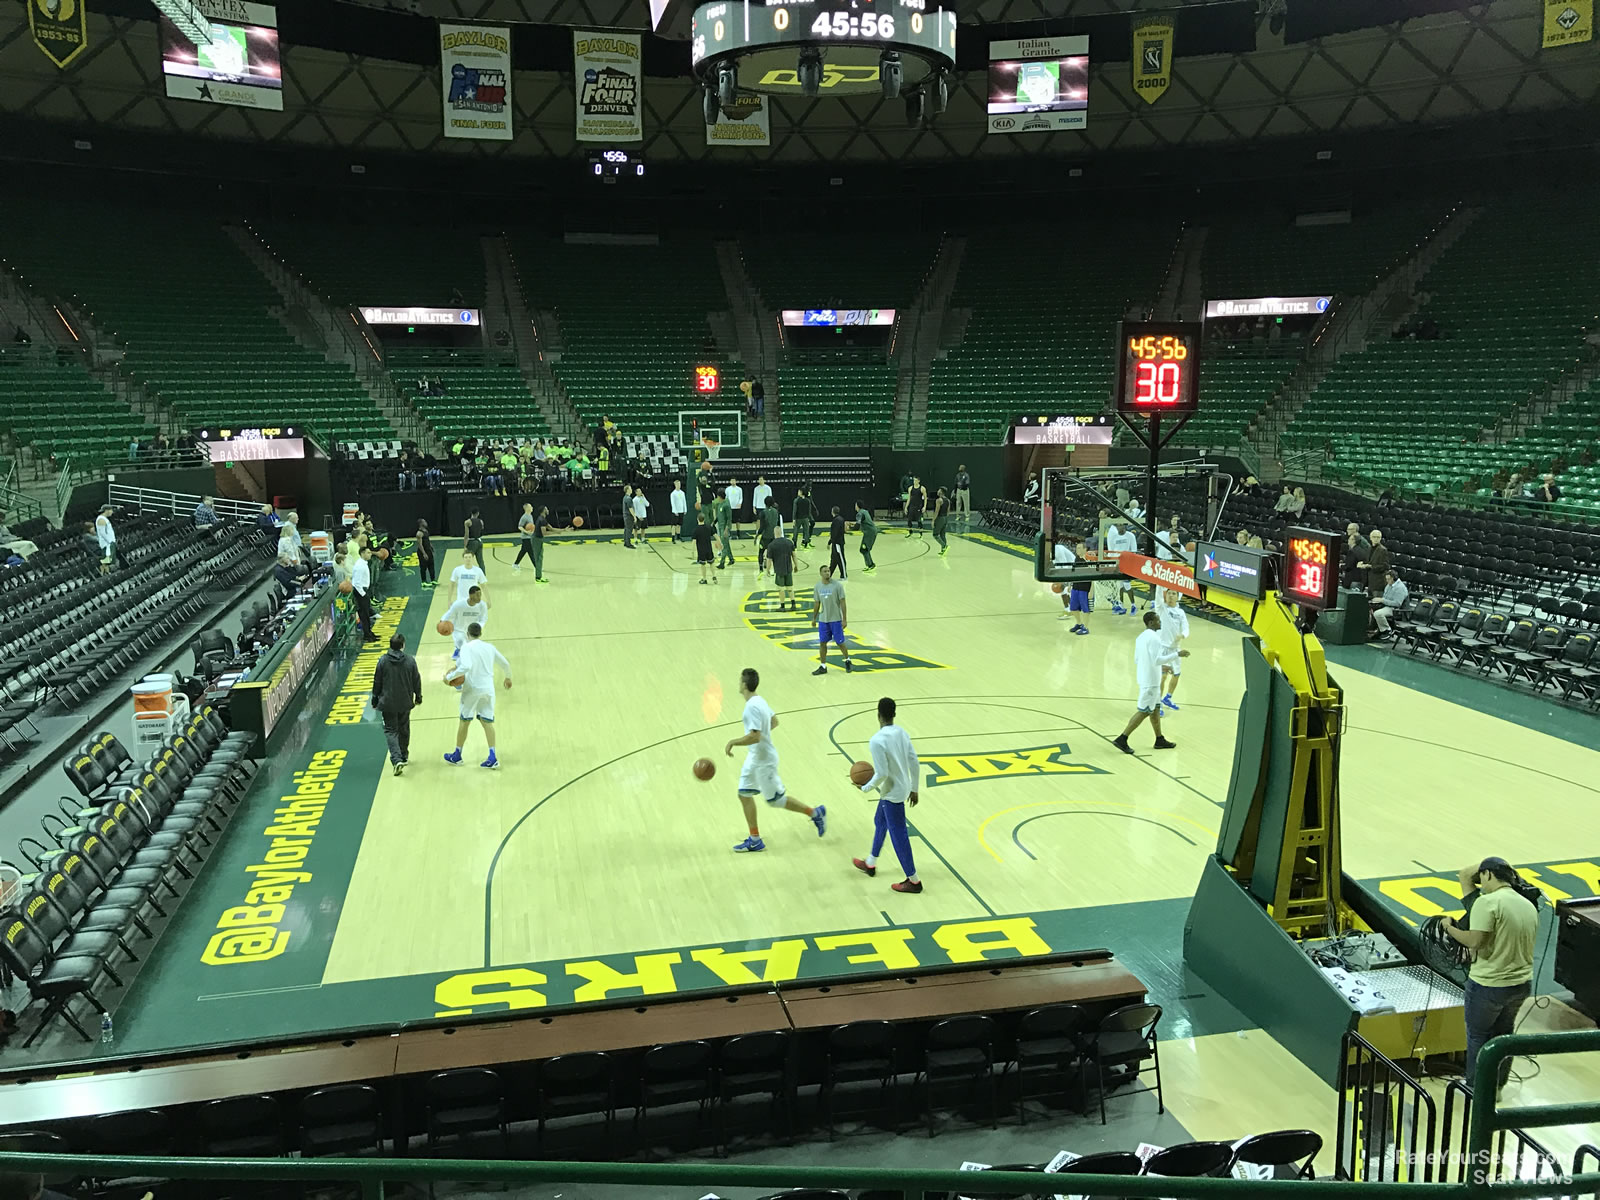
[1115,322,1201,416]
[694,364,720,394]
[1282,527,1340,610]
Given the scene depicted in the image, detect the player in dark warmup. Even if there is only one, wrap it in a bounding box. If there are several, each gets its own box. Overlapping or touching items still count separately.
[932,488,951,555]
[905,477,927,536]
[757,496,781,574]
[693,513,718,584]
[853,500,878,573]
[827,506,849,580]
[793,485,815,549]
[767,530,797,609]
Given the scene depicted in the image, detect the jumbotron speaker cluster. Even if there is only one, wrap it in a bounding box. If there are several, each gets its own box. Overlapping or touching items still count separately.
[691,0,957,124]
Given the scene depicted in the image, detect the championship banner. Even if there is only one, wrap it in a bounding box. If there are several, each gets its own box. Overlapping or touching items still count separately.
[440,22,513,141]
[1543,0,1593,47]
[1132,12,1175,105]
[574,31,643,142]
[30,0,89,69]
[706,92,770,146]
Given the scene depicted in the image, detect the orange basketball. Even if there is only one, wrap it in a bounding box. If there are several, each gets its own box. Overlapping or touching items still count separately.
[377,546,390,559]
[338,579,353,594]
[572,516,585,529]
[850,760,874,787]
[1185,541,1197,553]
[1051,582,1066,594]
[437,619,454,636]
[693,757,715,781]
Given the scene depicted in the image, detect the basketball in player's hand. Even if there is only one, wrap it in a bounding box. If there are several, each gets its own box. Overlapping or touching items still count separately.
[693,757,716,781]
[1185,541,1197,553]
[1051,582,1065,594]
[572,516,585,529]
[437,619,454,636]
[850,760,874,786]
[377,547,390,560]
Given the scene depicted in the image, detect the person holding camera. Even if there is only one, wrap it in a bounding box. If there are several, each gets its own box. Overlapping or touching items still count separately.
[1440,857,1538,1094]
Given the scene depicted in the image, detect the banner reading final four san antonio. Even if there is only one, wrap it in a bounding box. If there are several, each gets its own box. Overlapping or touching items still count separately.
[574,30,643,142]
[440,22,513,141]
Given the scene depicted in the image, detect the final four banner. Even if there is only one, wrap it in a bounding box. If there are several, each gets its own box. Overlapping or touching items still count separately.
[574,31,643,142]
[1543,0,1593,46]
[1131,12,1175,105]
[440,22,513,141]
[706,93,771,146]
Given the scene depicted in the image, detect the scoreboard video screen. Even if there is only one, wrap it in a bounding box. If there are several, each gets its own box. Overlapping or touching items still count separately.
[1011,415,1114,446]
[159,2,283,111]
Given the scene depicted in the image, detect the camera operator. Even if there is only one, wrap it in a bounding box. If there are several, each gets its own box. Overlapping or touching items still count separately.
[1440,856,1538,1094]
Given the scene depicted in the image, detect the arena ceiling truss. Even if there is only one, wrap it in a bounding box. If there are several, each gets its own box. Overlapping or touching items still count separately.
[0,0,1594,164]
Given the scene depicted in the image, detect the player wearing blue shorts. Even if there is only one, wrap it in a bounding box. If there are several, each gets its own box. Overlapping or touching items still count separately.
[725,667,825,853]
[811,564,854,676]
[1056,539,1093,635]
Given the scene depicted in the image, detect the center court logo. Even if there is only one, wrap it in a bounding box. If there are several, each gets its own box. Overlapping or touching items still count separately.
[741,591,947,672]
[923,741,1106,788]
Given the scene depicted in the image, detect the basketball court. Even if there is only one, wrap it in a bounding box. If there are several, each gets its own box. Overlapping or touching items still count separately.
[51,521,1595,1157]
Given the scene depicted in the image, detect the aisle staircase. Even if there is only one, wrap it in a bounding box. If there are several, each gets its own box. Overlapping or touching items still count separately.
[489,237,585,441]
[715,240,779,451]
[1242,204,1482,477]
[896,233,966,449]
[227,224,426,448]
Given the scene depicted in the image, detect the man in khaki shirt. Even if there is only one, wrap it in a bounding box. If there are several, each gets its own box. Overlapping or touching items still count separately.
[1441,857,1538,1093]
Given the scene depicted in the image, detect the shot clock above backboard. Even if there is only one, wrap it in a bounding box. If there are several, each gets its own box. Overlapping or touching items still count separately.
[1114,321,1202,417]
[1282,527,1341,610]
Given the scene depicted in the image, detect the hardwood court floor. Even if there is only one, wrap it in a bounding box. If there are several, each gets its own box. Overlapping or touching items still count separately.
[322,528,1599,993]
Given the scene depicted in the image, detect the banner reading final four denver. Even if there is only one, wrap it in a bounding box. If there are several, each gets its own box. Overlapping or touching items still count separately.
[440,22,513,141]
[574,31,643,142]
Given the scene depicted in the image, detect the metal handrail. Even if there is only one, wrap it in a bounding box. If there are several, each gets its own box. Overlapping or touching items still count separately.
[0,1151,1593,1200]
[0,481,43,522]
[1470,1028,1600,1184]
[108,482,261,521]
[53,457,72,517]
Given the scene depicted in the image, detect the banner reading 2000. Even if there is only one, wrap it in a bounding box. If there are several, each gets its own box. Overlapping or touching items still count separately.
[440,22,513,141]
[574,31,643,142]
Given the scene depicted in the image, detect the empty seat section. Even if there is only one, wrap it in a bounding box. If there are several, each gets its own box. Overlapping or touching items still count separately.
[0,204,392,446]
[1283,194,1600,491]
[741,235,937,310]
[255,219,486,308]
[388,347,548,442]
[0,348,156,468]
[926,223,1176,444]
[510,238,726,438]
[778,359,898,446]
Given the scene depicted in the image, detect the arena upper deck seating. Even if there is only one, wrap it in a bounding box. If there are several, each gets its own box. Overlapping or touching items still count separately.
[1283,195,1600,491]
[740,234,938,309]
[386,347,549,442]
[254,220,486,308]
[1200,204,1448,300]
[0,208,393,446]
[778,355,898,446]
[0,348,156,470]
[509,237,727,437]
[1169,340,1300,447]
[926,223,1176,443]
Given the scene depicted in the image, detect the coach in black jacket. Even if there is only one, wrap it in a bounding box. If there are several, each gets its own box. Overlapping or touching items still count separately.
[372,633,423,776]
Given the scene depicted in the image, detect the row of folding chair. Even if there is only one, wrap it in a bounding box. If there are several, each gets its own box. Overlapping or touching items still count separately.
[0,710,256,1045]
[1390,599,1600,707]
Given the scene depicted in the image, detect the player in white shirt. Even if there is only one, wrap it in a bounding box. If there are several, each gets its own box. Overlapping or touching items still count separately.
[442,585,488,661]
[724,667,825,853]
[631,489,650,541]
[851,696,923,893]
[752,477,772,515]
[1154,588,1190,711]
[442,622,512,769]
[669,479,688,542]
[450,551,488,606]
[725,479,745,538]
[1105,523,1141,615]
[1111,610,1185,754]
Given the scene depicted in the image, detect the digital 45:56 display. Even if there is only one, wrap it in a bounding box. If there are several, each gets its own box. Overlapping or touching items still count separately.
[1114,321,1202,416]
[1281,527,1341,610]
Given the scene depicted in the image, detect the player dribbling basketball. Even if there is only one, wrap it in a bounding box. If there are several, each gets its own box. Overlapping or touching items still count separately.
[725,667,825,853]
